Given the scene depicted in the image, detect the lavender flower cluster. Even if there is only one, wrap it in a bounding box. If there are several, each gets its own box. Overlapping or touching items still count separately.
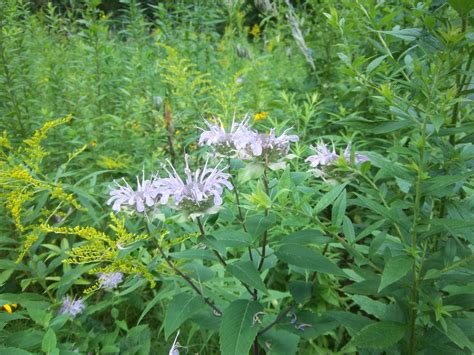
[59,295,85,318]
[199,116,299,168]
[107,117,368,217]
[306,140,368,177]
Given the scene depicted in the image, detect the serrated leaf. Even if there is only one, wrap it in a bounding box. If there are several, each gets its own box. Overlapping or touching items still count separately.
[164,293,204,339]
[219,300,263,355]
[378,256,413,292]
[227,261,268,294]
[276,244,345,276]
[350,321,406,349]
[442,318,474,352]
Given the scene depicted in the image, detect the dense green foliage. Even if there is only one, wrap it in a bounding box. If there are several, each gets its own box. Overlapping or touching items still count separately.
[0,0,473,354]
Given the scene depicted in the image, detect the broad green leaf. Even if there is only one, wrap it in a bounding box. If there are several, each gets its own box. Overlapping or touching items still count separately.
[449,0,474,15]
[314,184,347,214]
[351,295,388,320]
[213,229,252,248]
[289,281,312,304]
[442,318,474,352]
[280,229,328,245]
[227,261,268,294]
[276,244,345,276]
[350,321,406,349]
[219,300,263,355]
[41,328,57,353]
[378,256,413,292]
[245,213,277,239]
[164,293,204,339]
[259,329,300,355]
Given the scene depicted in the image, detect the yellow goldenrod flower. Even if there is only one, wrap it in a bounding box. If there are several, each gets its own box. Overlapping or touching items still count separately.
[254,111,269,122]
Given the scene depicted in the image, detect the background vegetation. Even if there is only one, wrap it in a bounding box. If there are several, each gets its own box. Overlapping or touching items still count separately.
[0,0,473,354]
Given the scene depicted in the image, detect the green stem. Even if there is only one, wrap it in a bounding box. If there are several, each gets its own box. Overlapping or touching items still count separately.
[257,161,270,271]
[148,224,222,316]
[196,217,227,267]
[409,118,426,355]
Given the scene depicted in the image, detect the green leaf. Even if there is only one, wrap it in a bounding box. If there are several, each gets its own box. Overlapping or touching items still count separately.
[314,184,347,214]
[0,348,33,355]
[213,229,253,248]
[378,255,413,292]
[219,300,263,355]
[227,261,268,294]
[449,0,474,15]
[164,293,204,339]
[258,329,300,355]
[280,229,328,245]
[41,328,57,353]
[331,189,346,227]
[367,54,388,73]
[289,281,312,304]
[351,295,388,320]
[442,318,474,352]
[245,213,276,239]
[350,321,406,349]
[276,244,345,276]
[342,216,355,243]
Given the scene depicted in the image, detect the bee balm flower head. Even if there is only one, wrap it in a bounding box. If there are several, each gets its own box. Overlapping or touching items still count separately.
[59,296,85,318]
[155,155,233,218]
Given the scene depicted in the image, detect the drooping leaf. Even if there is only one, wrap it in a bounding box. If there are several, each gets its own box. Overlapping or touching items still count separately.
[227,261,268,294]
[219,300,263,355]
[276,244,345,276]
[164,293,204,339]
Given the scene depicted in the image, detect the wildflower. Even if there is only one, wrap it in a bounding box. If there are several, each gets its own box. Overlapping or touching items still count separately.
[169,330,180,355]
[155,155,233,218]
[98,272,123,289]
[305,141,338,167]
[254,111,268,122]
[249,128,299,169]
[59,296,85,318]
[198,116,258,158]
[107,173,162,214]
[343,142,369,164]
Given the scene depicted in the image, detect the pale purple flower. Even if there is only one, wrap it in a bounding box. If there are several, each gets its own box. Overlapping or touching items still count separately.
[305,141,338,167]
[107,173,162,213]
[343,142,369,164]
[59,296,85,318]
[98,272,123,289]
[154,155,233,217]
[198,116,258,158]
[306,141,369,173]
[169,330,180,355]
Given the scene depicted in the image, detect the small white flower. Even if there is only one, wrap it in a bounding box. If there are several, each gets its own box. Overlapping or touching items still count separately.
[59,296,85,318]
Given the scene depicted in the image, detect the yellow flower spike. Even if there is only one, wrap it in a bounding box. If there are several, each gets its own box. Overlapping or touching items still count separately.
[254,111,269,122]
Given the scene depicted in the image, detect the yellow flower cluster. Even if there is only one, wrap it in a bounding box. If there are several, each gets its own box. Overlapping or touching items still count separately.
[254,111,269,122]
[0,115,83,262]
[41,214,156,293]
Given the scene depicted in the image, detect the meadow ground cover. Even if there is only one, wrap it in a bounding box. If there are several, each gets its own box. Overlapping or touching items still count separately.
[0,0,473,354]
